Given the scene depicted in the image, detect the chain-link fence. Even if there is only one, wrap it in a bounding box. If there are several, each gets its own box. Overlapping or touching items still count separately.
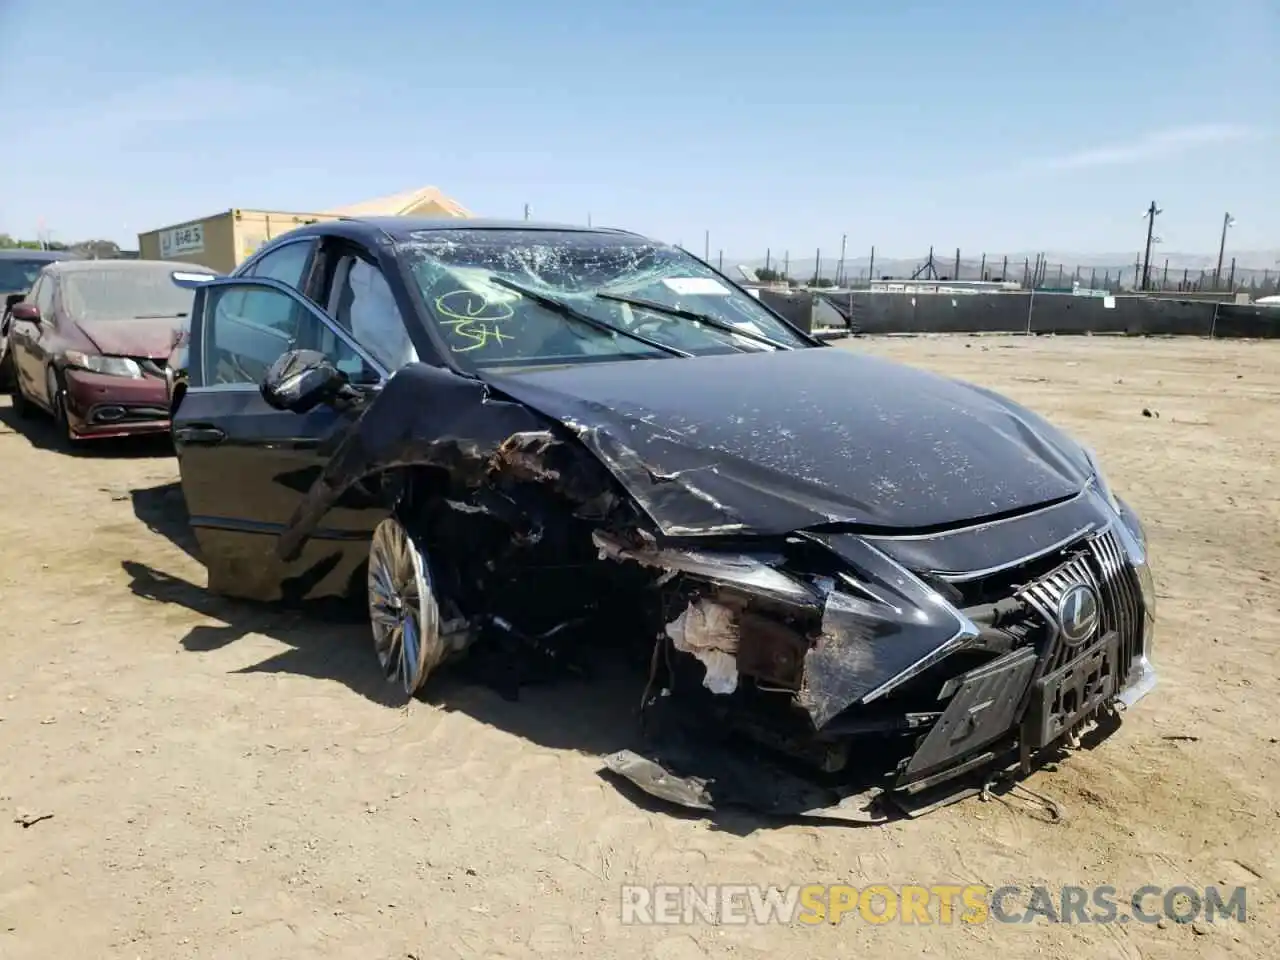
[723,247,1279,297]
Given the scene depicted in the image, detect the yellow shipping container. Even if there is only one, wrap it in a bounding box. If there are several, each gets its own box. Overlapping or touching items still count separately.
[138,186,473,274]
[137,209,343,274]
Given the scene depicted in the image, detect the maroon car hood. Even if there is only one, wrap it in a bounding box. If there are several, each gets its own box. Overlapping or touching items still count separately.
[74,318,183,359]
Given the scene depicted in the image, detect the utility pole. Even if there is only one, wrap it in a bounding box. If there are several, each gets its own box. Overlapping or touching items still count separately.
[587,212,592,227]
[1140,200,1161,291]
[1214,212,1234,290]
[704,230,710,261]
[523,203,530,221]
[837,233,847,287]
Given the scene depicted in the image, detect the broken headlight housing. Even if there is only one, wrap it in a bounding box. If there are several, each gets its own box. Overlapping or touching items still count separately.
[592,531,817,606]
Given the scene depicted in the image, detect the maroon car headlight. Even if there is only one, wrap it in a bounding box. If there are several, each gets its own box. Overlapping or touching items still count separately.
[63,350,143,378]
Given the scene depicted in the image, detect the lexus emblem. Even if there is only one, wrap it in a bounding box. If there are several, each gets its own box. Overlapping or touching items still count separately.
[1057,584,1100,647]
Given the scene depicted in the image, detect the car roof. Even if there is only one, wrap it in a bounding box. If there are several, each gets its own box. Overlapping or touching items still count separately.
[48,258,188,274]
[371,217,638,239]
[284,217,645,245]
[0,248,79,261]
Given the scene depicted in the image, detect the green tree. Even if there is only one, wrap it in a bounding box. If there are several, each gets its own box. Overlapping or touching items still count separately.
[71,239,120,259]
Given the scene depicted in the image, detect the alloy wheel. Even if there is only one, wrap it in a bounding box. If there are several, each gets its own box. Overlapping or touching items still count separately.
[367,517,442,695]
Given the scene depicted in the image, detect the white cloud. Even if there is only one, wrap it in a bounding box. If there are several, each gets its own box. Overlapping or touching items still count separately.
[1032,124,1261,171]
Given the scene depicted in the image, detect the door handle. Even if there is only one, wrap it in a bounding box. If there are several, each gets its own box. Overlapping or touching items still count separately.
[173,424,226,445]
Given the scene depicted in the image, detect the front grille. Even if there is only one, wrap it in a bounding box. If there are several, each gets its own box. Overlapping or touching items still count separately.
[1016,529,1145,678]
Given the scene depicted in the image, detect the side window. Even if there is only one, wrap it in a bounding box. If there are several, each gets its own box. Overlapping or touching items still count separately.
[34,276,55,316]
[18,277,41,315]
[202,284,377,387]
[247,240,314,289]
[32,277,52,312]
[229,240,317,332]
[330,256,418,370]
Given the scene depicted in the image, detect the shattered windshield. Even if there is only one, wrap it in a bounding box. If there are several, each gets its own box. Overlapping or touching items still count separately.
[398,229,809,368]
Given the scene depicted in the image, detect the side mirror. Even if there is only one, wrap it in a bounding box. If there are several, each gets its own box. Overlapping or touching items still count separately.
[10,302,40,324]
[261,349,351,413]
[5,293,24,310]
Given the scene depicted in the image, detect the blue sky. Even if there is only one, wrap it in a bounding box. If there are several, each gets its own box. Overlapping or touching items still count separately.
[0,0,1275,259]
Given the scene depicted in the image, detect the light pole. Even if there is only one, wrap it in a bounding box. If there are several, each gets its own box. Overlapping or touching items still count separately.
[1214,212,1235,290]
[1140,201,1161,291]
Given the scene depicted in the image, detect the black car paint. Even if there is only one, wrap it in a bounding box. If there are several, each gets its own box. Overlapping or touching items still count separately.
[171,273,388,602]
[275,346,1102,571]
[170,218,1151,819]
[484,348,1092,535]
[263,348,1119,739]
[172,220,824,600]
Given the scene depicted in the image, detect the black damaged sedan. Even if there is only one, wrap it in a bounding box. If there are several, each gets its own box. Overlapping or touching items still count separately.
[167,218,1156,819]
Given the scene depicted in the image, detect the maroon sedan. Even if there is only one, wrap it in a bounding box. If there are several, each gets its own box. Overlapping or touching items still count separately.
[6,259,212,443]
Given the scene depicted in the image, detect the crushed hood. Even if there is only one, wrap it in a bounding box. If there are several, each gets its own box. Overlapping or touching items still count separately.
[75,318,183,359]
[482,348,1091,536]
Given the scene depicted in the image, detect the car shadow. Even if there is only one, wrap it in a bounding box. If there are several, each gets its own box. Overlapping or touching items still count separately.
[119,553,1126,833]
[130,480,200,561]
[0,398,173,459]
[121,481,1125,833]
[119,555,669,763]
[121,558,406,707]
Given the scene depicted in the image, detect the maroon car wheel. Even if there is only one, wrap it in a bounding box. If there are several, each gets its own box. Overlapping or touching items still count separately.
[46,368,79,446]
[10,369,33,418]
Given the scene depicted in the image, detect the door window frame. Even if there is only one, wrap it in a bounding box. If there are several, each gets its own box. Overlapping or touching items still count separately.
[184,275,390,392]
[324,245,417,366]
[242,237,320,290]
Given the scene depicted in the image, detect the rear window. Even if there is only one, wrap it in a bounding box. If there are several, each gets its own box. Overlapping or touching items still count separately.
[61,266,203,321]
[0,259,51,293]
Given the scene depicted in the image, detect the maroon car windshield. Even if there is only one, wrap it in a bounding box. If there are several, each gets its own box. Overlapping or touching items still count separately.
[61,266,199,321]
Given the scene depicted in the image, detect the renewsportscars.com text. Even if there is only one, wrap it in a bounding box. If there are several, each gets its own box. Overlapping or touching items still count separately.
[620,883,1248,926]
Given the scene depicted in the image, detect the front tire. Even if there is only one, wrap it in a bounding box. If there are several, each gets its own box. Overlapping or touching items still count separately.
[10,366,33,418]
[0,347,14,394]
[367,516,445,696]
[47,367,79,446]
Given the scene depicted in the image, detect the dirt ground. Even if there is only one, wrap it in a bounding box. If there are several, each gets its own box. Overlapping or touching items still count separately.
[0,335,1276,959]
